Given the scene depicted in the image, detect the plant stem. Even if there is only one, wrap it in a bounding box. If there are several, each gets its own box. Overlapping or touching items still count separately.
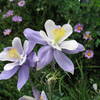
[76,59,84,79]
[48,84,52,100]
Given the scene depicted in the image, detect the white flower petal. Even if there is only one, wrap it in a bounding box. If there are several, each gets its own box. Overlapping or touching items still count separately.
[19,55,26,65]
[12,37,23,54]
[45,19,56,39]
[51,44,62,51]
[4,62,18,71]
[93,83,98,91]
[40,91,48,100]
[60,40,78,50]
[40,30,51,43]
[23,40,29,53]
[59,23,73,43]
[0,50,10,61]
[18,96,35,100]
[24,40,29,49]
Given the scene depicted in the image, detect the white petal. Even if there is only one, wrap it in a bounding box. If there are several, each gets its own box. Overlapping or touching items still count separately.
[51,44,62,51]
[93,83,98,91]
[40,30,51,43]
[60,40,78,50]
[23,40,29,53]
[19,96,35,100]
[0,50,10,61]
[19,55,26,65]
[0,49,16,62]
[59,23,73,43]
[12,37,23,54]
[45,19,56,39]
[4,62,18,71]
[40,91,48,100]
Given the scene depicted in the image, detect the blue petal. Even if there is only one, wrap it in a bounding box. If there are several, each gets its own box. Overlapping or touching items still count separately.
[32,87,40,100]
[23,28,47,45]
[27,52,36,67]
[25,41,36,55]
[54,50,74,74]
[37,45,54,70]
[0,66,19,80]
[17,63,29,91]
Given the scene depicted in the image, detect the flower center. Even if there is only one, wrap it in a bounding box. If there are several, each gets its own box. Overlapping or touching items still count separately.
[39,96,44,100]
[77,26,82,30]
[87,52,91,56]
[7,48,20,59]
[52,27,66,43]
[86,34,91,38]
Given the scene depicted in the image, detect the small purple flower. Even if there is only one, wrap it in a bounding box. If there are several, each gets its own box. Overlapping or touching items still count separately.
[7,10,14,16]
[3,10,14,18]
[18,0,25,7]
[84,50,94,59]
[83,31,92,40]
[12,15,22,22]
[74,23,83,33]
[3,29,12,36]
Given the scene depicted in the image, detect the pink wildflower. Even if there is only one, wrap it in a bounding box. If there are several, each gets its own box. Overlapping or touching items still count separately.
[12,15,22,22]
[3,29,12,36]
[74,23,83,33]
[18,0,25,7]
[84,50,94,59]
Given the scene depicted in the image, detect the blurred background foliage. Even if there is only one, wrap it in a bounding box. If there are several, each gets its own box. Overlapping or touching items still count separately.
[0,0,100,100]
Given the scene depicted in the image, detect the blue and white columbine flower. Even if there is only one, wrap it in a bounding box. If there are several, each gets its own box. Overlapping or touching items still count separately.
[24,20,85,74]
[0,37,27,70]
[0,37,35,90]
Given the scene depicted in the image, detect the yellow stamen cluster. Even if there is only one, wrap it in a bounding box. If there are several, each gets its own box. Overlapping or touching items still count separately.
[87,52,91,56]
[7,48,20,59]
[52,27,66,43]
[85,34,91,38]
[77,26,82,30]
[40,96,44,100]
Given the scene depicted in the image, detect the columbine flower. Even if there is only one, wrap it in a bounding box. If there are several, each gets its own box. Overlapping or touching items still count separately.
[12,15,22,22]
[3,29,12,36]
[3,10,14,18]
[18,0,25,7]
[19,88,48,100]
[74,23,83,33]
[24,20,85,74]
[83,31,92,40]
[84,50,94,59]
[0,37,35,90]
